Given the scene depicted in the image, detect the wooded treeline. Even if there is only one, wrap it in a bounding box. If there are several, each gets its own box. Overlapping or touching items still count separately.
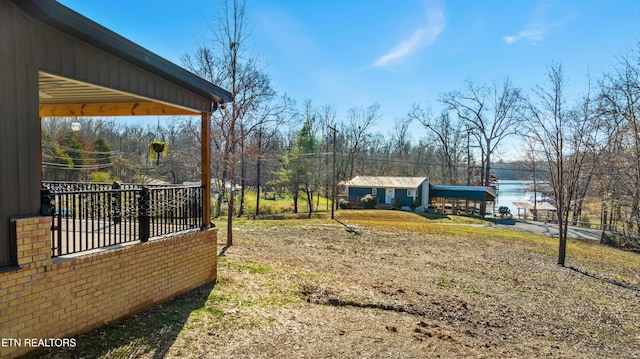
[41,0,640,259]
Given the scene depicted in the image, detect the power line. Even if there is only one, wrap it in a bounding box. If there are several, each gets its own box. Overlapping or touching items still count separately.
[42,162,114,170]
[42,141,124,156]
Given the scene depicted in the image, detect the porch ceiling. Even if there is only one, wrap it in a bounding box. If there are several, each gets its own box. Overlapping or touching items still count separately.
[39,72,201,117]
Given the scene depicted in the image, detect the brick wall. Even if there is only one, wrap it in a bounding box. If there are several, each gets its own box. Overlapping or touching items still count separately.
[0,216,217,359]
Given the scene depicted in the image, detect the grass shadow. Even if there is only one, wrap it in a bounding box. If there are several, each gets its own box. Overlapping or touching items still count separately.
[418,212,512,225]
[492,218,517,226]
[420,213,450,221]
[219,245,231,257]
[24,281,216,358]
[250,212,326,220]
[335,219,361,235]
[567,266,640,292]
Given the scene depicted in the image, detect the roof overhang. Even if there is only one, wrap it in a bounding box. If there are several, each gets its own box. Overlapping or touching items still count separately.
[341,176,428,189]
[430,185,497,201]
[38,72,203,117]
[512,201,556,211]
[13,0,233,117]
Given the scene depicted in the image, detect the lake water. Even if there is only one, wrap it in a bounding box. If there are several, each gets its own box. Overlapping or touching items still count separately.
[495,180,545,216]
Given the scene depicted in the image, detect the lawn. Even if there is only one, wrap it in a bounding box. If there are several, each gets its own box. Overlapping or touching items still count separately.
[28,210,640,358]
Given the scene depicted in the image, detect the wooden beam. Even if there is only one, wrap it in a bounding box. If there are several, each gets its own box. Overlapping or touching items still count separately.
[39,102,199,117]
[201,112,211,227]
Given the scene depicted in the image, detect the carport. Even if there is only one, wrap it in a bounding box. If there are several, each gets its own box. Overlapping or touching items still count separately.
[429,185,497,216]
[512,201,557,221]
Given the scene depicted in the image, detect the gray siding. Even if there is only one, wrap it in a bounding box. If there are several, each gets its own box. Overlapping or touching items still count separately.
[0,0,220,266]
[0,2,42,266]
[34,19,212,112]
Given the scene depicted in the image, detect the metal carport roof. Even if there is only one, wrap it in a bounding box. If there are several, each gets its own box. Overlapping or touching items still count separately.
[430,185,497,201]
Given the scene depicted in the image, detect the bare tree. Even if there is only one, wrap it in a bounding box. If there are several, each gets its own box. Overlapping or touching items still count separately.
[319,104,337,210]
[341,103,381,179]
[599,52,640,234]
[408,104,465,184]
[527,62,601,266]
[521,134,543,221]
[182,0,277,246]
[440,78,524,187]
[237,93,291,216]
[390,117,412,158]
[249,96,292,217]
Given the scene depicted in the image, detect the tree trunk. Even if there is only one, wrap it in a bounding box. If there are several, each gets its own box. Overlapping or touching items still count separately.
[557,228,567,266]
[484,140,491,187]
[226,125,235,247]
[254,158,261,218]
[227,190,234,245]
[557,197,567,266]
[254,130,262,218]
[531,154,538,221]
[238,124,247,217]
[306,185,314,218]
[571,172,593,225]
[556,169,566,266]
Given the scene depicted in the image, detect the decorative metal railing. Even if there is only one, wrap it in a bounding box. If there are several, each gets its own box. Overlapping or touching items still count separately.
[41,182,203,257]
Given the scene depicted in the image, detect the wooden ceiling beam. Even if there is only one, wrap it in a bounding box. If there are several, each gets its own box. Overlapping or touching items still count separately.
[39,102,199,117]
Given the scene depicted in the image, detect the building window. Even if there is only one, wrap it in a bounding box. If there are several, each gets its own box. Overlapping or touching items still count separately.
[407,189,415,197]
[372,188,377,196]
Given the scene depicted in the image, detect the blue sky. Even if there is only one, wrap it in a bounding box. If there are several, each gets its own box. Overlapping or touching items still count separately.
[58,0,640,159]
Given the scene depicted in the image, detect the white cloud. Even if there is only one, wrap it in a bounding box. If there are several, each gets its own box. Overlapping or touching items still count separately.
[503,2,572,46]
[374,28,428,67]
[504,21,564,45]
[373,8,445,68]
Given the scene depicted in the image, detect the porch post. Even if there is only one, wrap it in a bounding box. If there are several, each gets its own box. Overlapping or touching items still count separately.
[201,112,211,227]
[40,117,43,181]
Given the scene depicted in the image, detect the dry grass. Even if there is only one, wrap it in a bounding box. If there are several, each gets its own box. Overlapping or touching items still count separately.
[29,210,640,358]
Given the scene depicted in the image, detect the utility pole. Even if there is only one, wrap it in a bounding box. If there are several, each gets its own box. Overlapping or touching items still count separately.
[466,126,471,186]
[328,124,338,219]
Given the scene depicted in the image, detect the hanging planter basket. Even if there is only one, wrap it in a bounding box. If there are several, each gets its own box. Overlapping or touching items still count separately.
[149,140,168,165]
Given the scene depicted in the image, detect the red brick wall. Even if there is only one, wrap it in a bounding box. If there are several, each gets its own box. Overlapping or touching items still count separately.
[0,216,217,359]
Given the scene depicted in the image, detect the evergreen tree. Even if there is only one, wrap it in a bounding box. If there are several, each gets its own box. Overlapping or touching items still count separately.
[270,117,318,216]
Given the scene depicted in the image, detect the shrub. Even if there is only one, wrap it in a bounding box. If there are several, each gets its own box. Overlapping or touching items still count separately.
[276,206,293,214]
[338,199,349,209]
[498,206,511,218]
[89,171,117,183]
[259,202,275,215]
[361,194,377,209]
[578,214,591,228]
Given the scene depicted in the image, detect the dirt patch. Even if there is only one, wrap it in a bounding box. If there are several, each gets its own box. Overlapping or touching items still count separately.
[194,216,640,358]
[28,212,640,358]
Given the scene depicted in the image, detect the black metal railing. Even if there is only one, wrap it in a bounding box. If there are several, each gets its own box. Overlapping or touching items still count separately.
[41,182,203,257]
[42,181,169,192]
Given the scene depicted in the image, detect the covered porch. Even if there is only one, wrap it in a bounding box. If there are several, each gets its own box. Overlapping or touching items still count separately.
[20,0,233,257]
[42,181,206,257]
[1,0,232,267]
[0,0,232,357]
